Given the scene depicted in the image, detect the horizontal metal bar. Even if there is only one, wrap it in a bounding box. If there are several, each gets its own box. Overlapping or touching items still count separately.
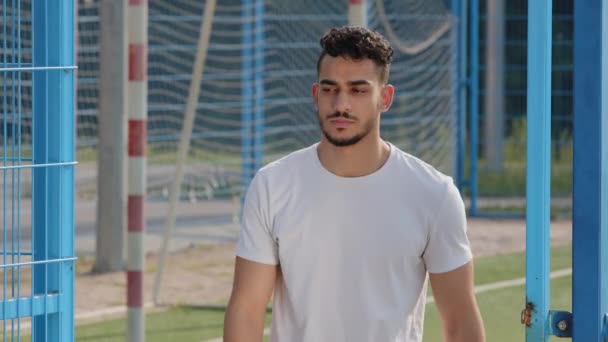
[0,158,34,162]
[0,257,77,270]
[0,161,77,171]
[500,90,572,96]
[0,294,59,320]
[0,63,33,67]
[494,14,573,21]
[0,66,77,72]
[481,65,573,72]
[0,252,33,257]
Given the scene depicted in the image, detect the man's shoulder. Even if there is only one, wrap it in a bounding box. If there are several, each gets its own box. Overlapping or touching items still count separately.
[390,145,453,188]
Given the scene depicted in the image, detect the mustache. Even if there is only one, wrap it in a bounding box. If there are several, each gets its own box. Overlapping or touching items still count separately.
[326,111,356,120]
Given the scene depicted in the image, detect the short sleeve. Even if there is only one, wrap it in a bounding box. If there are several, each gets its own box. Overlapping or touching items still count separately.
[235,172,279,265]
[422,179,473,274]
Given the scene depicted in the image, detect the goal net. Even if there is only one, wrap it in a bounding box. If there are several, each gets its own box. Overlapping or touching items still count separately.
[75,0,457,205]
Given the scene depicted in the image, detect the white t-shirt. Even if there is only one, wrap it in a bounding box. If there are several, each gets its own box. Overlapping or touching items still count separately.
[236,142,472,342]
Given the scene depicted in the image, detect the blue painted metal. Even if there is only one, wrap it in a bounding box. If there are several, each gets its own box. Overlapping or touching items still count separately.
[241,0,253,196]
[253,0,265,171]
[0,295,60,320]
[525,0,552,341]
[549,310,573,337]
[32,0,76,341]
[16,1,23,337]
[604,313,608,340]
[3,1,10,339]
[468,0,479,215]
[604,3,608,340]
[458,0,470,191]
[455,0,467,193]
[573,0,608,341]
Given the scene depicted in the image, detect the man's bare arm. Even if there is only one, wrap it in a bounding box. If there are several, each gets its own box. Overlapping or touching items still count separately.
[224,257,277,342]
[429,262,485,342]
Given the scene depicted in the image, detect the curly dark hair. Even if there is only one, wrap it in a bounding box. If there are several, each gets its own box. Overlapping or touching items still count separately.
[317,26,394,83]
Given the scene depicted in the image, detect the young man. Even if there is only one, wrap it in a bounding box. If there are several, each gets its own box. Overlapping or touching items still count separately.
[224,26,485,342]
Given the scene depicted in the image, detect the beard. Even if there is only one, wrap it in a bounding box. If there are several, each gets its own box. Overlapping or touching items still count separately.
[318,111,375,147]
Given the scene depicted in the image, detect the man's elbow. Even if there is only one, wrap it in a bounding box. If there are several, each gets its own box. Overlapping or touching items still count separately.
[224,299,268,342]
[442,307,485,342]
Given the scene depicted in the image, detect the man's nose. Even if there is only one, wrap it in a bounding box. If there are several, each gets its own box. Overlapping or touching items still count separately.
[333,91,351,113]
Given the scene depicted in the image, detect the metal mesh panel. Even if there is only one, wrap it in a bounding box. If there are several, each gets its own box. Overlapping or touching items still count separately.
[1,1,75,340]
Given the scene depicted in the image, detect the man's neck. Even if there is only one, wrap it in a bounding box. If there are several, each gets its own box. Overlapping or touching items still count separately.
[317,137,391,178]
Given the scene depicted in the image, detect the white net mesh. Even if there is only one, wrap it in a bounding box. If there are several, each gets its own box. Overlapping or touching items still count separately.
[74,0,457,204]
[368,0,456,172]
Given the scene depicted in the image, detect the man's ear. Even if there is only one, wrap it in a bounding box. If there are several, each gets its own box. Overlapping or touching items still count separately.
[312,83,319,108]
[380,84,395,112]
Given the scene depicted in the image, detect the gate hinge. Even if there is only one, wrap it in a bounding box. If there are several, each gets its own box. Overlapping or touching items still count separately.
[549,310,573,338]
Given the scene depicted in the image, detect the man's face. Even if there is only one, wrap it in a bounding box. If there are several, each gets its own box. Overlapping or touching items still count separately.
[312,56,394,147]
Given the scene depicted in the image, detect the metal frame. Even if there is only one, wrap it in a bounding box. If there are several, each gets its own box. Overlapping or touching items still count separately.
[572,0,608,340]
[31,0,76,341]
[468,0,479,215]
[453,0,467,195]
[254,0,265,172]
[525,0,552,340]
[241,0,266,195]
[240,0,254,195]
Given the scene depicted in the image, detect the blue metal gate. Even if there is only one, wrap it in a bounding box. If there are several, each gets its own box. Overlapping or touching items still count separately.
[1,1,75,341]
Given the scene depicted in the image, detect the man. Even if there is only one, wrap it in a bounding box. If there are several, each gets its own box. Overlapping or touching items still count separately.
[224,26,485,342]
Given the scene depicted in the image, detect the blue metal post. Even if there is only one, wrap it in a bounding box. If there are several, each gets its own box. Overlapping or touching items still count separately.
[525,0,552,340]
[452,0,467,192]
[241,0,253,196]
[468,0,479,215]
[572,0,608,341]
[32,1,75,341]
[253,0,265,171]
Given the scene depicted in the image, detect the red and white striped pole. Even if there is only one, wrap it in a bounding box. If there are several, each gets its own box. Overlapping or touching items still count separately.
[348,0,367,27]
[127,0,147,341]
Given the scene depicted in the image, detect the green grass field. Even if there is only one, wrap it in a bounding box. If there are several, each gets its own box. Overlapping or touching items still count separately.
[19,245,572,341]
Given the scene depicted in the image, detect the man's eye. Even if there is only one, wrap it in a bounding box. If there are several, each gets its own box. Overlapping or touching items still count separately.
[321,88,334,93]
[352,89,367,94]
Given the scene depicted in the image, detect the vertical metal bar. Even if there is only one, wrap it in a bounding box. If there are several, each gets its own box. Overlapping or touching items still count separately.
[460,0,468,193]
[16,0,22,335]
[30,0,37,337]
[10,0,17,337]
[32,0,48,339]
[453,0,467,192]
[603,3,608,342]
[573,0,607,341]
[32,0,75,340]
[525,0,552,340]
[241,0,253,197]
[58,2,75,340]
[44,2,50,338]
[451,0,460,188]
[253,0,265,172]
[468,0,479,215]
[2,0,8,339]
